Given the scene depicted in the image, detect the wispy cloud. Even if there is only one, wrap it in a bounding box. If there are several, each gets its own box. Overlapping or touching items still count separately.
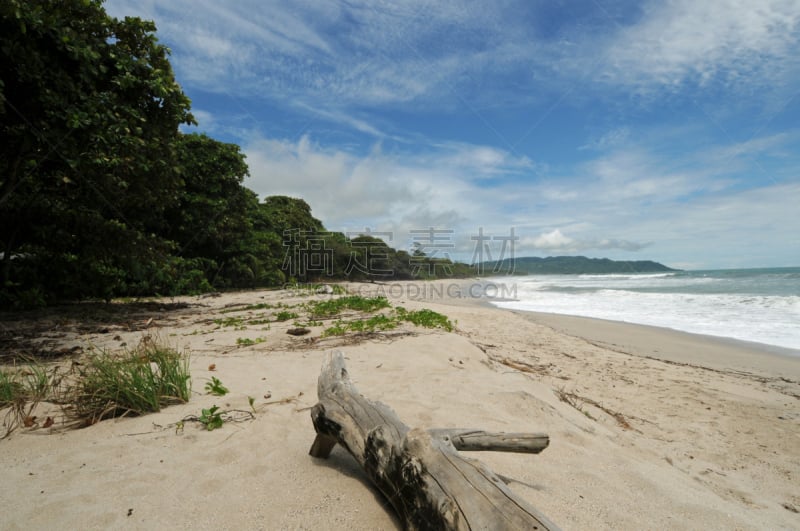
[599,0,800,95]
[106,0,800,119]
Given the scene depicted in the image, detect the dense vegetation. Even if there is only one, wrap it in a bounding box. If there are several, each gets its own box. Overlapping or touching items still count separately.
[0,0,470,308]
[481,256,678,275]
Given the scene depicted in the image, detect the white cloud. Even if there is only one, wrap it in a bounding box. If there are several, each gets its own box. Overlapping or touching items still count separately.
[526,229,574,250]
[704,132,793,162]
[601,0,800,93]
[429,142,535,178]
[520,229,649,254]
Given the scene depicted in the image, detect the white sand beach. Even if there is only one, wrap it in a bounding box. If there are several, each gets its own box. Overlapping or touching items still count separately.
[1,281,798,530]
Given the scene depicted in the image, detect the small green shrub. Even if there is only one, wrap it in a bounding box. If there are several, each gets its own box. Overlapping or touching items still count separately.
[322,321,348,337]
[273,310,299,322]
[205,376,229,396]
[199,405,223,431]
[236,337,265,346]
[395,307,454,331]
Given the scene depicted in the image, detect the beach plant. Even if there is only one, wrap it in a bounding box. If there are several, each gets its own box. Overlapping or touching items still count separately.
[317,304,454,339]
[0,370,24,408]
[347,314,398,333]
[273,310,299,322]
[307,295,391,318]
[69,339,191,425]
[1,371,28,438]
[236,337,265,346]
[322,321,348,337]
[1,360,68,437]
[213,316,247,328]
[0,361,57,407]
[199,405,224,431]
[205,376,229,396]
[394,307,454,331]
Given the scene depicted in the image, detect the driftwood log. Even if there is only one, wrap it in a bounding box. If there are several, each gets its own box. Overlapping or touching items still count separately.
[309,351,559,530]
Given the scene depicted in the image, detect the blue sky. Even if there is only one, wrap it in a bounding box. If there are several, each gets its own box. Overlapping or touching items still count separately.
[104,0,800,270]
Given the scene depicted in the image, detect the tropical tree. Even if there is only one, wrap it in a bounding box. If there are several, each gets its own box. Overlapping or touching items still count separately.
[167,133,287,288]
[0,0,193,304]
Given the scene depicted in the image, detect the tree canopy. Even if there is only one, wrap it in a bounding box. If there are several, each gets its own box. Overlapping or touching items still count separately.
[0,0,470,308]
[1,0,194,303]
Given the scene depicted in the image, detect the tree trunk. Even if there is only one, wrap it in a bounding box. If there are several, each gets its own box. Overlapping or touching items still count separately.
[309,350,559,531]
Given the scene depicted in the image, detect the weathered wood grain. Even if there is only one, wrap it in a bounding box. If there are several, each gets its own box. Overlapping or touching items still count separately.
[309,350,559,531]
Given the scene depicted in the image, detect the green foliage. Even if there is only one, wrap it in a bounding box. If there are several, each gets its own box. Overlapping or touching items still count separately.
[199,405,223,431]
[319,305,453,337]
[1,0,194,304]
[259,196,324,235]
[348,314,398,332]
[71,340,191,424]
[322,314,399,337]
[236,337,265,346]
[204,376,229,396]
[214,316,245,328]
[1,361,65,438]
[0,370,24,407]
[321,321,348,337]
[480,256,678,275]
[165,133,282,290]
[395,307,454,331]
[1,338,192,435]
[273,310,298,322]
[308,296,391,317]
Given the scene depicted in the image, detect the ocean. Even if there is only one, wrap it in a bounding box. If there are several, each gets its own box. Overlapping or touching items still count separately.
[490,267,800,352]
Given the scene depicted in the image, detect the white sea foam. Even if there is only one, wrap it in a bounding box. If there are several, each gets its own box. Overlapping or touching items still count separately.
[491,270,800,352]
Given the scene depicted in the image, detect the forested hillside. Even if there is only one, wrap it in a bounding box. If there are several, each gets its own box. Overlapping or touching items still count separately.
[480,256,678,275]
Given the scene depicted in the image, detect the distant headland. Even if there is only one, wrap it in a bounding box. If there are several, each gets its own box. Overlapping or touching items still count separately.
[480,256,679,275]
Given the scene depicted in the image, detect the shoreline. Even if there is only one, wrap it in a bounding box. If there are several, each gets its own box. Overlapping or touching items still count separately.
[510,309,800,379]
[389,277,800,378]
